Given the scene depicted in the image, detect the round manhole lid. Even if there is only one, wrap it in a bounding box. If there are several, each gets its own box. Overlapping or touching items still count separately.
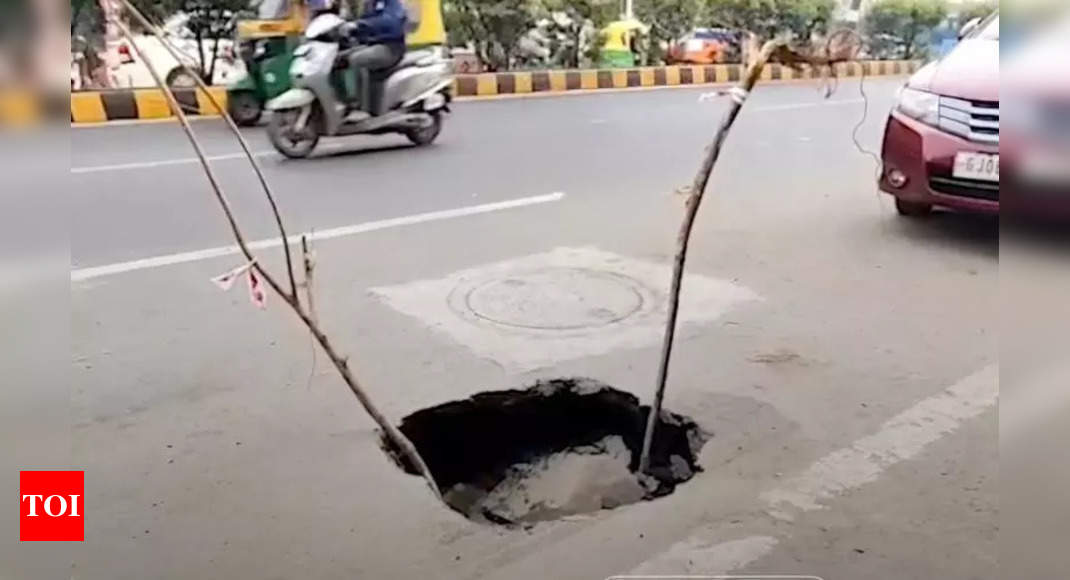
[462,268,644,330]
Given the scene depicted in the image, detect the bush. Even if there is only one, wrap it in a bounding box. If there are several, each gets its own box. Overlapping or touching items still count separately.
[704,0,837,42]
[863,0,948,60]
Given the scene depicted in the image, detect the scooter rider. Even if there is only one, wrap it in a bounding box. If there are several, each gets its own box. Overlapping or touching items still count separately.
[340,0,408,115]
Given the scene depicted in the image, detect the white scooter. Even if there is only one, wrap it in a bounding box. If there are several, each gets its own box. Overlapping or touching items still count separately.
[266,13,452,158]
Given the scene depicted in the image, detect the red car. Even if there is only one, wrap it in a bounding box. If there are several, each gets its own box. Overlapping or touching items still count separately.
[879,14,999,216]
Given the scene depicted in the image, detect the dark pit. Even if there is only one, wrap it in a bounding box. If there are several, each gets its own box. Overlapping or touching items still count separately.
[381,378,708,525]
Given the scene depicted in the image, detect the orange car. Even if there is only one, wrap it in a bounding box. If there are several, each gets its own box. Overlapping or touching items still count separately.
[667,28,738,65]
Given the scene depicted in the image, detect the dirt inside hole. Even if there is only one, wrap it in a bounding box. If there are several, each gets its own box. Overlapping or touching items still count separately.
[381,378,709,525]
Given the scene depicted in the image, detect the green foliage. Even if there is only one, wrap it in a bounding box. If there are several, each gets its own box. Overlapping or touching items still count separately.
[635,0,701,63]
[71,0,102,39]
[863,0,948,59]
[703,0,836,41]
[444,0,535,70]
[538,0,617,68]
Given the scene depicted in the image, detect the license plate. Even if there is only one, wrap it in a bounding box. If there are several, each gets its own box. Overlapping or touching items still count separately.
[953,152,999,182]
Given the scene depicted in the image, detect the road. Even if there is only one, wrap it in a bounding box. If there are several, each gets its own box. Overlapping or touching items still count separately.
[64,77,997,580]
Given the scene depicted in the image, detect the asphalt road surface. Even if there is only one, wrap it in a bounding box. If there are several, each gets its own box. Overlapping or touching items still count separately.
[60,77,997,580]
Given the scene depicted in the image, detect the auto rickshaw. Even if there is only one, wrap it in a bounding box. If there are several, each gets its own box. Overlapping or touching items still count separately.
[226,0,446,126]
[227,0,309,125]
[600,19,648,68]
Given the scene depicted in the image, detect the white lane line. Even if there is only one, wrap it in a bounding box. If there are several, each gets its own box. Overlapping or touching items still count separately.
[626,364,998,576]
[761,364,998,517]
[70,151,275,174]
[71,192,566,282]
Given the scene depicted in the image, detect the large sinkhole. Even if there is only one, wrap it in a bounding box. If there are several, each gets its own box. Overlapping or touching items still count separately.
[381,378,709,525]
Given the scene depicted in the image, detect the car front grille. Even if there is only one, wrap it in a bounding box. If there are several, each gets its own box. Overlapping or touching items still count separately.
[930,176,1000,201]
[938,96,999,144]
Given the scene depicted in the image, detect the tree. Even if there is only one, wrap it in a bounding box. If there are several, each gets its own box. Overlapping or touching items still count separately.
[635,0,701,64]
[130,0,247,82]
[863,0,948,59]
[537,0,617,68]
[444,0,535,71]
[703,0,836,42]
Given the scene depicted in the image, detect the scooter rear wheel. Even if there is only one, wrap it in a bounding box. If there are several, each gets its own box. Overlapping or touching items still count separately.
[406,112,442,146]
[268,107,320,159]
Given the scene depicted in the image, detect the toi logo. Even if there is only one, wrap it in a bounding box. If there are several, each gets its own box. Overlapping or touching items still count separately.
[20,471,84,542]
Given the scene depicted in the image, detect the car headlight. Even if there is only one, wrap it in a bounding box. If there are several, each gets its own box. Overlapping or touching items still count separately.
[896,87,939,126]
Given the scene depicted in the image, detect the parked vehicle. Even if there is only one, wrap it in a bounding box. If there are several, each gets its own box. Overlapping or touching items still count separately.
[111,14,240,89]
[878,13,999,216]
[266,13,452,158]
[667,28,738,65]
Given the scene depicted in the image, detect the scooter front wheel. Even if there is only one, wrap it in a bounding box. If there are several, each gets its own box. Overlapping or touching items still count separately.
[268,107,320,159]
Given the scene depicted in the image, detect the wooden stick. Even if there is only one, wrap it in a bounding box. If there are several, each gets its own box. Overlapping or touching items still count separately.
[110,13,441,500]
[638,40,788,474]
[119,0,300,303]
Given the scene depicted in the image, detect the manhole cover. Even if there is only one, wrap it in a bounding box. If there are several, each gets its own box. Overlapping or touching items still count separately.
[461,268,645,330]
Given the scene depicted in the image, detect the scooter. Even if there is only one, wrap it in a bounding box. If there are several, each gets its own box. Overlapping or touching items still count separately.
[266,13,452,158]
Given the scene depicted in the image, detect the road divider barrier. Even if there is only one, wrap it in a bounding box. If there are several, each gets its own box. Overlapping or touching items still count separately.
[64,60,920,125]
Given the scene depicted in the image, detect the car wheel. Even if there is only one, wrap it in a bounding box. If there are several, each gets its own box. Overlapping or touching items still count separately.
[895,198,933,217]
[166,68,199,89]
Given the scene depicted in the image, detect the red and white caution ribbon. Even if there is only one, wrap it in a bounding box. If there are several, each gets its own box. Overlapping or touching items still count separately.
[210,260,266,309]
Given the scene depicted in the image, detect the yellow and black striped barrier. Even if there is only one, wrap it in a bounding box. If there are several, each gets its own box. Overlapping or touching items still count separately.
[70,86,229,124]
[453,60,920,97]
[61,60,920,125]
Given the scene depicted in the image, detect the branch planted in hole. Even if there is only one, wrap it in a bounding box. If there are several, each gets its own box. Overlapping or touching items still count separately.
[111,2,441,500]
[638,35,860,474]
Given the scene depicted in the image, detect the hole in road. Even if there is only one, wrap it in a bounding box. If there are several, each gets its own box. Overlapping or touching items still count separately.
[381,378,709,525]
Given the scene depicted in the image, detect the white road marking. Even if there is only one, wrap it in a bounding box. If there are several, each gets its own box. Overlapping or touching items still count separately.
[70,192,566,282]
[70,151,275,174]
[626,364,998,576]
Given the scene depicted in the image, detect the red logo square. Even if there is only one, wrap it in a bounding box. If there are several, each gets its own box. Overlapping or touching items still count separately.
[19,471,84,542]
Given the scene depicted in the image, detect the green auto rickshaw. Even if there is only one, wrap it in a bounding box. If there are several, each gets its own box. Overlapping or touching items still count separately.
[600,19,648,68]
[227,0,446,126]
[227,0,309,126]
